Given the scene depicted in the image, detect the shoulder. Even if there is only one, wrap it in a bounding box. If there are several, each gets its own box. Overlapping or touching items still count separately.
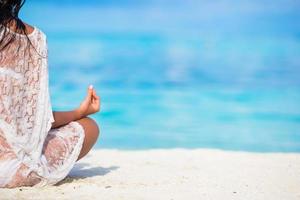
[24,22,46,38]
[23,22,35,35]
[4,20,46,39]
[8,21,36,35]
[22,22,48,55]
[21,21,47,41]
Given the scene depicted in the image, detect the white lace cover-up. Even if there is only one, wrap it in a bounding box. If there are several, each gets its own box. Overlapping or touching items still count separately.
[0,26,85,188]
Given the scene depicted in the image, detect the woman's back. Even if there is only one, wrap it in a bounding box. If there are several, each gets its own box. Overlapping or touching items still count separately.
[0,24,85,188]
[0,0,100,188]
[0,24,53,186]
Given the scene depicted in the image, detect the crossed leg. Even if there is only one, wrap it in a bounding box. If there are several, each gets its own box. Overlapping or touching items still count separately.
[75,117,100,161]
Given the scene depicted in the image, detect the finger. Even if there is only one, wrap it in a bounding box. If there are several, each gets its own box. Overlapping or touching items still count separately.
[88,84,93,92]
[85,85,93,101]
[92,88,96,97]
[93,95,100,104]
[88,85,93,94]
[92,89,98,101]
[93,93,99,99]
[93,98,101,111]
[92,89,99,97]
[93,88,100,97]
[92,89,100,101]
[92,92,100,102]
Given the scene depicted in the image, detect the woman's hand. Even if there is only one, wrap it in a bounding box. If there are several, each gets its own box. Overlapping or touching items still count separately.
[75,85,101,119]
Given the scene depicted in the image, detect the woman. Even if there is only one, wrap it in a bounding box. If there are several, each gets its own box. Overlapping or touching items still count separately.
[0,0,100,188]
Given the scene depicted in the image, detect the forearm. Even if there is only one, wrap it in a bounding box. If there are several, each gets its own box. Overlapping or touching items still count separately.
[51,109,82,129]
[51,85,100,129]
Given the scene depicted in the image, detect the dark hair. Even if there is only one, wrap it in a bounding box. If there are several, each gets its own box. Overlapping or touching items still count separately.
[0,0,29,51]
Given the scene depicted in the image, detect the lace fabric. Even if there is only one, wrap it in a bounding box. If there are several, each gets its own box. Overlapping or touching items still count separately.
[0,26,85,188]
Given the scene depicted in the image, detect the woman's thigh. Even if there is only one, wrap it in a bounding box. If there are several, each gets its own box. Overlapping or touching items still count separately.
[75,117,100,161]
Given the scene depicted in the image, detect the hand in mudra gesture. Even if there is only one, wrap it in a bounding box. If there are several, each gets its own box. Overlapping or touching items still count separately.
[76,85,101,119]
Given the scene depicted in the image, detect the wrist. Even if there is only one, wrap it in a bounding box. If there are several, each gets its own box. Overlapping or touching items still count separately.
[74,108,84,120]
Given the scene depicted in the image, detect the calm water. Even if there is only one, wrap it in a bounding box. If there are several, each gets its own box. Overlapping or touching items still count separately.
[21,0,300,152]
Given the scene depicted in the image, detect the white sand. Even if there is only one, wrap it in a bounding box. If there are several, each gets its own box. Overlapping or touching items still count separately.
[1,149,300,200]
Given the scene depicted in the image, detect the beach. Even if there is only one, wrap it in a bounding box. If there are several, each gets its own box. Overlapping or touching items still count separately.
[1,149,300,200]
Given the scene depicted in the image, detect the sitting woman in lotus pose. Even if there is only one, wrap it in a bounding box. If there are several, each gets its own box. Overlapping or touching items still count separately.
[0,0,101,188]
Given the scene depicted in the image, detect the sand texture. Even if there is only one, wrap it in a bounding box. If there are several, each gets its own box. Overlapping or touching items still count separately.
[1,149,300,200]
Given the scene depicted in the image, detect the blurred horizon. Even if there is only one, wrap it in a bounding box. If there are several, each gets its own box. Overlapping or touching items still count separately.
[21,0,300,152]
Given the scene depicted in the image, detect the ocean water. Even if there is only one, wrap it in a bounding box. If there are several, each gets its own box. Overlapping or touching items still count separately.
[21,0,300,152]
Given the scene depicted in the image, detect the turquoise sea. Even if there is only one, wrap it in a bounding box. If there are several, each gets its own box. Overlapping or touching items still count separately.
[21,0,300,152]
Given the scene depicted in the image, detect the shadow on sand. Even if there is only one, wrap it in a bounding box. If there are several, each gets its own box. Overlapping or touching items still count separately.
[55,163,119,186]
